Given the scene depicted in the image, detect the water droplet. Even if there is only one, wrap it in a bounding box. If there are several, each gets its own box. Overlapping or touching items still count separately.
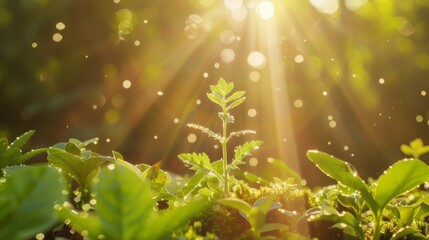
[107,164,115,170]
[54,204,62,210]
[35,233,45,240]
[82,204,91,211]
[90,199,97,205]
[81,230,89,237]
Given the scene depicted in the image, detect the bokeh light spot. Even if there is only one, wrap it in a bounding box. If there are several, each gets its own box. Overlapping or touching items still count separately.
[203,72,209,78]
[294,54,304,63]
[249,71,260,82]
[257,1,275,20]
[199,0,215,7]
[196,99,201,105]
[104,109,120,125]
[220,30,236,44]
[111,94,126,108]
[310,0,339,14]
[220,48,235,63]
[293,99,303,108]
[122,80,131,89]
[187,133,197,143]
[35,233,45,240]
[322,91,328,96]
[249,157,258,167]
[329,120,337,128]
[31,42,37,48]
[224,0,243,11]
[416,115,424,123]
[248,108,257,117]
[134,40,140,46]
[174,118,179,124]
[379,78,385,84]
[157,91,163,96]
[56,22,65,30]
[247,51,266,69]
[52,33,63,42]
[214,62,220,69]
[421,90,427,96]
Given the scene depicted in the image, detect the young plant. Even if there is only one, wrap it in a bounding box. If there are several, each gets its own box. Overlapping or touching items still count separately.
[179,78,262,196]
[401,138,429,159]
[306,150,429,240]
[0,130,48,177]
[218,195,286,238]
[57,163,208,240]
[47,138,115,207]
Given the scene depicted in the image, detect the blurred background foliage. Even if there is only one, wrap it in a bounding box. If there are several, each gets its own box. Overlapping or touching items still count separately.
[0,0,428,186]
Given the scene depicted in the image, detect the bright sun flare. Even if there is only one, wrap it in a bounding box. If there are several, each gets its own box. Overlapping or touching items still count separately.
[257,1,275,20]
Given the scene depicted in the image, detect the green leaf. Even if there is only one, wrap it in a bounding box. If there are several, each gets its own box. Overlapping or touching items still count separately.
[218,197,252,215]
[9,130,35,149]
[243,171,270,186]
[143,198,210,239]
[0,165,66,240]
[375,159,429,210]
[0,147,21,168]
[11,148,48,165]
[178,153,213,172]
[57,207,101,239]
[179,172,207,197]
[253,195,275,214]
[0,138,8,154]
[306,204,364,239]
[226,91,246,103]
[65,142,81,155]
[391,227,427,240]
[260,223,288,233]
[226,97,246,111]
[187,123,222,141]
[47,151,110,189]
[234,140,263,163]
[207,93,224,107]
[96,164,155,240]
[306,150,377,212]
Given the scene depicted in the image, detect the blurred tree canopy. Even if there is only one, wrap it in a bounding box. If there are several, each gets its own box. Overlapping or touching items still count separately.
[1,0,428,186]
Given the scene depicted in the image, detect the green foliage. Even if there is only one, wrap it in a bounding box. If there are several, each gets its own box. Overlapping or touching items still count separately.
[218,195,286,238]
[58,163,209,240]
[401,138,429,159]
[0,130,48,175]
[306,150,429,240]
[0,165,66,240]
[47,138,115,191]
[180,78,262,196]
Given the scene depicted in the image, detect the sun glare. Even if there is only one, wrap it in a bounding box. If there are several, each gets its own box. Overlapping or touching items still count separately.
[257,1,275,20]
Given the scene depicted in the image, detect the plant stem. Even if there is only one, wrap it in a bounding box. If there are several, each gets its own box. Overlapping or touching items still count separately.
[373,214,381,240]
[222,112,229,196]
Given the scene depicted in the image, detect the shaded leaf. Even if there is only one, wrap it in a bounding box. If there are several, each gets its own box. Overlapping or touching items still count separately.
[9,130,35,150]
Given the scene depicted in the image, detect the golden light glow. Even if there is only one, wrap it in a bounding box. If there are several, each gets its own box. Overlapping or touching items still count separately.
[256,1,275,20]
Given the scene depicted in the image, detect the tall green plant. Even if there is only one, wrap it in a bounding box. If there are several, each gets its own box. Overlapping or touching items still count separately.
[306,150,429,240]
[179,78,262,196]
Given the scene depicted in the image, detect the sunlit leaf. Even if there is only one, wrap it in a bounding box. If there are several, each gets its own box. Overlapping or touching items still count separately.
[218,197,252,215]
[0,165,66,240]
[375,159,429,210]
[9,130,35,149]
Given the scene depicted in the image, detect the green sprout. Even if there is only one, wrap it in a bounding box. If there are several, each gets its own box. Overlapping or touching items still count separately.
[179,78,262,196]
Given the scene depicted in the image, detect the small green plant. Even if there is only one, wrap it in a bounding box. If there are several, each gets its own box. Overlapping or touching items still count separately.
[179,78,262,196]
[0,130,48,177]
[401,138,429,159]
[218,194,286,238]
[306,150,429,240]
[47,138,115,208]
[57,163,208,240]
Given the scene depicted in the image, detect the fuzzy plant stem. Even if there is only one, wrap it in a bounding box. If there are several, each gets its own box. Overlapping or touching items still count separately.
[222,111,229,196]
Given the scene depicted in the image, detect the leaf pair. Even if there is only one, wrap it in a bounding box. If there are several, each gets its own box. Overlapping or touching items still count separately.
[207,78,246,112]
